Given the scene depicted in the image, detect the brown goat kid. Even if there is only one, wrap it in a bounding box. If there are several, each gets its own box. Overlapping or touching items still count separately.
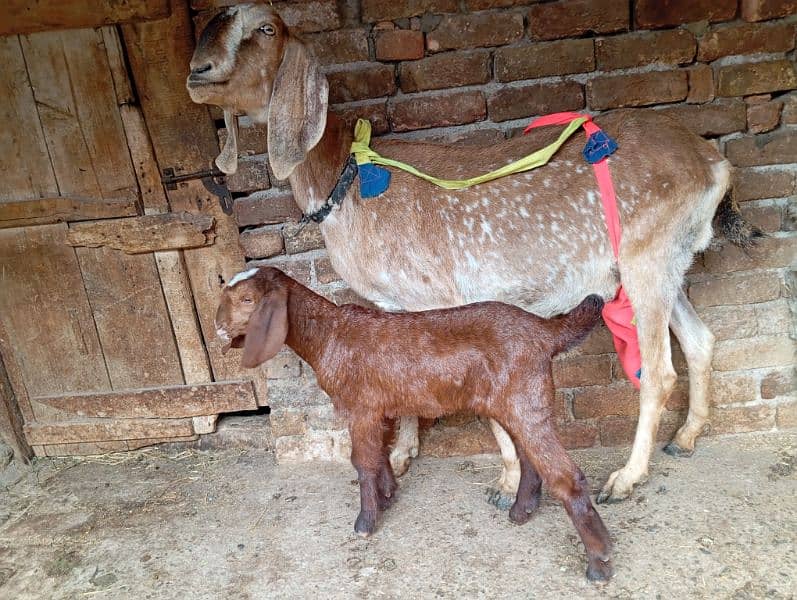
[216,266,613,581]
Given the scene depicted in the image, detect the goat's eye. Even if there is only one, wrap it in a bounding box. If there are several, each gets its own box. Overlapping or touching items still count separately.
[242,297,254,304]
[259,24,276,36]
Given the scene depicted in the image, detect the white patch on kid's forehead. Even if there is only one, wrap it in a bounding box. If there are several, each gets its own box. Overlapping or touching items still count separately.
[227,268,259,288]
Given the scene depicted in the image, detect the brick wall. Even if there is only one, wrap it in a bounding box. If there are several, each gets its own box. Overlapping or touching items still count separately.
[193,0,796,462]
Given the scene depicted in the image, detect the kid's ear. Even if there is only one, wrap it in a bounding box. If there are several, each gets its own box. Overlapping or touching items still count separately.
[241,288,289,368]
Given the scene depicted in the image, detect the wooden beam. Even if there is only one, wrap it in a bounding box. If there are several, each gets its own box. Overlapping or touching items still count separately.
[67,212,216,254]
[0,354,33,463]
[24,418,195,445]
[4,0,171,36]
[31,381,257,420]
[0,197,139,229]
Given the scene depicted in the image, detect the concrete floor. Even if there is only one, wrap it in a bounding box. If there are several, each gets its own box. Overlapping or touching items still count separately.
[0,431,795,599]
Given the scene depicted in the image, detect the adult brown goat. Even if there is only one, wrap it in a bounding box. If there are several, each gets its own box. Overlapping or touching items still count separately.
[187,4,760,504]
[216,266,613,581]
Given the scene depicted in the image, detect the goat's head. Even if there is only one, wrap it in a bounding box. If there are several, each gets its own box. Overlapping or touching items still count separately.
[187,3,328,179]
[215,267,289,368]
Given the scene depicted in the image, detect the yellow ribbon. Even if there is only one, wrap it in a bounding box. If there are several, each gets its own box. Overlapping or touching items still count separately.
[349,117,588,191]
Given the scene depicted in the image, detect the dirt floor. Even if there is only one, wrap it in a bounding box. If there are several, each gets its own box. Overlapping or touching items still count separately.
[0,430,795,599]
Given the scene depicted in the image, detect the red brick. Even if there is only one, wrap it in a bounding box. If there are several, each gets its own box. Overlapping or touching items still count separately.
[426,12,524,52]
[599,412,681,446]
[331,288,378,308]
[553,355,613,388]
[572,383,638,419]
[725,130,797,167]
[326,64,396,103]
[307,29,370,65]
[657,99,746,137]
[279,0,341,33]
[782,91,797,124]
[747,100,783,133]
[741,204,783,232]
[529,0,628,41]
[419,419,498,457]
[713,336,794,371]
[741,0,797,21]
[635,0,737,29]
[418,128,506,146]
[315,257,342,284]
[754,300,792,336]
[761,369,794,399]
[696,304,758,341]
[225,157,270,194]
[487,81,584,122]
[733,167,796,201]
[388,90,486,132]
[703,235,797,273]
[708,404,776,434]
[219,124,267,156]
[283,222,325,254]
[697,22,796,62]
[361,0,458,22]
[332,101,390,136]
[596,30,695,70]
[269,407,307,436]
[687,64,715,104]
[399,51,491,93]
[234,193,301,227]
[710,371,759,405]
[776,400,797,429]
[238,226,283,259]
[578,323,616,355]
[555,422,599,449]
[689,272,782,307]
[716,59,797,97]
[587,70,688,110]
[494,39,595,83]
[248,258,312,285]
[465,0,536,8]
[375,30,424,61]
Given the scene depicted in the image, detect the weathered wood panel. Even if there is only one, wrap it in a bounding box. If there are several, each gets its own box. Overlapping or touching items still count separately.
[101,27,136,106]
[3,0,171,36]
[67,212,216,253]
[0,224,111,397]
[0,197,138,229]
[74,245,183,390]
[31,381,257,419]
[0,356,33,463]
[123,4,268,404]
[21,29,138,203]
[0,36,58,201]
[25,418,195,445]
[43,441,128,456]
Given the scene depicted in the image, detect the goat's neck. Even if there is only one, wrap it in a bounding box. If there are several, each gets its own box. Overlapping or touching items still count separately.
[287,112,353,216]
[283,281,340,368]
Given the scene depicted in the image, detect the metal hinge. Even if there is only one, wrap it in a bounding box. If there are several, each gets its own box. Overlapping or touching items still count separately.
[161,167,234,215]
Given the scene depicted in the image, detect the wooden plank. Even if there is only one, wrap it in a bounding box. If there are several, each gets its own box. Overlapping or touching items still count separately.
[74,244,184,391]
[25,418,195,445]
[21,28,138,203]
[126,434,198,450]
[0,35,58,201]
[0,197,138,229]
[67,212,216,254]
[0,224,111,398]
[3,0,171,36]
[101,27,136,106]
[0,355,33,463]
[43,441,128,456]
[31,381,257,419]
[122,4,268,405]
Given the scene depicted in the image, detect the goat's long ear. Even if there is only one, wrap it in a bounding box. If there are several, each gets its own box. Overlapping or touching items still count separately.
[241,288,289,368]
[216,109,239,175]
[267,36,328,180]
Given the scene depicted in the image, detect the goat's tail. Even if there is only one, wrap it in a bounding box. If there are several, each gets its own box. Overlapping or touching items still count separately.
[551,295,604,355]
[714,194,764,248]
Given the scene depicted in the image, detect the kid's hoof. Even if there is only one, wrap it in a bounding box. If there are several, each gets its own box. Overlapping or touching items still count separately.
[663,442,694,458]
[586,559,614,582]
[485,487,515,511]
[354,511,376,537]
[508,504,534,525]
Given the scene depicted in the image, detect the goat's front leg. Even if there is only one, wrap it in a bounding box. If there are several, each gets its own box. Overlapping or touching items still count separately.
[389,416,419,476]
[508,446,542,525]
[350,416,388,537]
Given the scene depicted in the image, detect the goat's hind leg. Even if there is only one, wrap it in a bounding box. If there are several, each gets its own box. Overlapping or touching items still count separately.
[389,416,419,476]
[664,289,715,457]
[485,418,521,510]
[350,417,387,537]
[508,447,542,525]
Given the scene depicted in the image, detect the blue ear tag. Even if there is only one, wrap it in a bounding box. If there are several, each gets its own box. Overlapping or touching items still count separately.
[582,131,619,164]
[358,162,391,198]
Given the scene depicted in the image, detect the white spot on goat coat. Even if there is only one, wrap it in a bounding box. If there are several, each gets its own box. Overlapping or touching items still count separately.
[227,268,259,287]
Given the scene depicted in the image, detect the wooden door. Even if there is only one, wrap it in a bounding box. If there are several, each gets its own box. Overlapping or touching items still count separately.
[0,11,262,456]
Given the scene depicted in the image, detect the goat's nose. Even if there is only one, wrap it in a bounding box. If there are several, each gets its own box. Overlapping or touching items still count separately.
[191,63,213,76]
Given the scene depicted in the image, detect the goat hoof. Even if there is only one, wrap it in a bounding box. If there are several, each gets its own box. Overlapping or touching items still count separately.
[485,487,515,511]
[508,505,534,525]
[389,452,412,477]
[354,511,377,537]
[663,442,694,458]
[586,559,614,582]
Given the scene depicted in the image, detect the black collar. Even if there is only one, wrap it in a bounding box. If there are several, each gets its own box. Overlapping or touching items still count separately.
[301,155,358,224]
